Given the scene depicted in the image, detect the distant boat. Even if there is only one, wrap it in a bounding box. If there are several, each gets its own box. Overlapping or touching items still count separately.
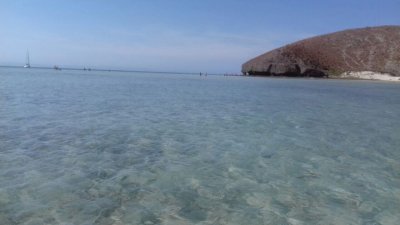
[24,50,31,68]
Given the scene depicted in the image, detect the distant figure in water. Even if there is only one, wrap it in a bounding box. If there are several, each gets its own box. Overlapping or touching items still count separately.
[200,72,202,76]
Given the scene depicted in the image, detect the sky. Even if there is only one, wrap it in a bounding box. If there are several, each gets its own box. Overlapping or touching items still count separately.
[0,0,399,73]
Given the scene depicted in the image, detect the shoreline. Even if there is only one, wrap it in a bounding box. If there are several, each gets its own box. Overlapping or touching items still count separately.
[245,71,400,82]
[339,71,400,82]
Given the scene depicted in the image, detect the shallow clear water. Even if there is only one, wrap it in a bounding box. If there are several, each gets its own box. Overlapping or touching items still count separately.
[0,68,399,225]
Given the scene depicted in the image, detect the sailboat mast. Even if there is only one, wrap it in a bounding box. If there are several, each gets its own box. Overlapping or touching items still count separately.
[24,50,31,68]
[27,50,30,65]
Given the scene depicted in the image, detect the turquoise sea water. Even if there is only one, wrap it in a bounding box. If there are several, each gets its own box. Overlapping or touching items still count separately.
[0,68,399,225]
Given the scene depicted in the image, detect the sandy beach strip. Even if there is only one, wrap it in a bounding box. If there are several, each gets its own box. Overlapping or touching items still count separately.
[340,71,400,82]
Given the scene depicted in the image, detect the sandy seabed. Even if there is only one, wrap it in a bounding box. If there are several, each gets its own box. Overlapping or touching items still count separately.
[1,68,400,225]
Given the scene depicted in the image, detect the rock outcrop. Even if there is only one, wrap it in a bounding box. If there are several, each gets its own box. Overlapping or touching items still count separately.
[242,26,400,77]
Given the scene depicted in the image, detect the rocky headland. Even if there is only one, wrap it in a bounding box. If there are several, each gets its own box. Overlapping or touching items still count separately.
[242,26,400,81]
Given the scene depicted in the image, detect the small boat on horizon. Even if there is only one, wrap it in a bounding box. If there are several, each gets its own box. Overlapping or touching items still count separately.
[24,50,31,68]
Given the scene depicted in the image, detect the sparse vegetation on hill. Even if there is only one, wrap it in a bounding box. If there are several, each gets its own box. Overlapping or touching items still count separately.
[242,26,400,77]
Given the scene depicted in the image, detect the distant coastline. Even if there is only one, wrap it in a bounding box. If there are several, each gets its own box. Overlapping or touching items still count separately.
[0,65,229,76]
[3,65,400,82]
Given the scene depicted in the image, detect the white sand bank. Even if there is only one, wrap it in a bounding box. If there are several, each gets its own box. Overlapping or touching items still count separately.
[340,71,400,82]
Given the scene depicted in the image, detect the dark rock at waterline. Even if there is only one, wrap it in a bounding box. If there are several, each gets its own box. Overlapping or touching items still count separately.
[242,26,400,77]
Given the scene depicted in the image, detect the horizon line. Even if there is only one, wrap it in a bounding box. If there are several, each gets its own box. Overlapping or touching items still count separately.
[0,65,243,76]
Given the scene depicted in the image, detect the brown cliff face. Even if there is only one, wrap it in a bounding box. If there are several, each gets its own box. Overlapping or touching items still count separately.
[242,26,400,77]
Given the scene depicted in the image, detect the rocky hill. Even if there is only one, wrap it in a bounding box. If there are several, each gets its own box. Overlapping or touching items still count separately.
[242,26,400,77]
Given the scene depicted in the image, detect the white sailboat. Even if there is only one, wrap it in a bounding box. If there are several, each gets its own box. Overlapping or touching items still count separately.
[24,50,31,68]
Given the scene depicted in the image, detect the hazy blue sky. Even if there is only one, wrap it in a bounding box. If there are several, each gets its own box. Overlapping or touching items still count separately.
[1,0,399,73]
